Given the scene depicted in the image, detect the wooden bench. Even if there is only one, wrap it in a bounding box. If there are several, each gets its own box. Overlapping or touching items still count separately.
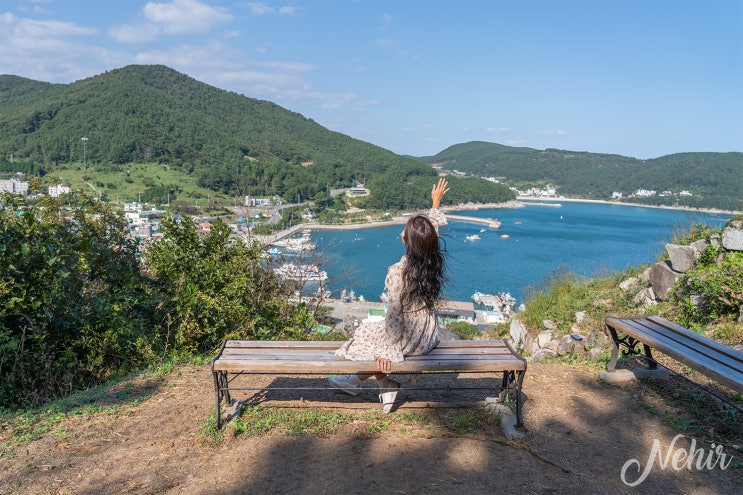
[604,315,743,395]
[211,339,527,429]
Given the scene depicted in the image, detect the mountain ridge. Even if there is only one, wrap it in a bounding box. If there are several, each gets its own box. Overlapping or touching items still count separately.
[1,65,740,210]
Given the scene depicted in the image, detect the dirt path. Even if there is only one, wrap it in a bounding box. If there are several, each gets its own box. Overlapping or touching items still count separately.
[1,362,740,495]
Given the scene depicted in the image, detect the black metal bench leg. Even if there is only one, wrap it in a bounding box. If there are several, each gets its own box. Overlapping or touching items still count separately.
[213,371,232,429]
[607,326,620,372]
[499,370,526,428]
[513,369,525,427]
[213,371,222,429]
[643,344,658,369]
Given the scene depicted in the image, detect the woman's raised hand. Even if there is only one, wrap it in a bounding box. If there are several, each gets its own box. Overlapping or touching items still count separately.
[431,178,450,209]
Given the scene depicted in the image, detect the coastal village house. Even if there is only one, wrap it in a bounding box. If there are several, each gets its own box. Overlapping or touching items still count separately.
[0,179,29,195]
[48,184,71,197]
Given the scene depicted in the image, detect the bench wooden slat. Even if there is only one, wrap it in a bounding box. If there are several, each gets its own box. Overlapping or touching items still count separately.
[213,358,523,373]
[646,316,743,363]
[605,316,743,394]
[222,340,513,350]
[219,347,516,358]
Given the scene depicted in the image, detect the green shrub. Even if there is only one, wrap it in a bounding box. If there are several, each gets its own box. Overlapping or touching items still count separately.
[446,321,480,340]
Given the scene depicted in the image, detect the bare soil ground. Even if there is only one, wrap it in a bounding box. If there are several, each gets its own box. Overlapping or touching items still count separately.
[1,359,741,495]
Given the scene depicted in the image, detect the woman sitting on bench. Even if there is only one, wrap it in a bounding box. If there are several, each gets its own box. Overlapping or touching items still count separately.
[329,178,450,413]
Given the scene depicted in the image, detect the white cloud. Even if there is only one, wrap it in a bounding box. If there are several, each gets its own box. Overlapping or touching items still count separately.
[541,130,568,136]
[0,13,127,83]
[246,2,275,15]
[1,12,97,39]
[246,3,297,15]
[109,0,232,43]
[108,23,160,44]
[143,0,232,35]
[380,13,393,30]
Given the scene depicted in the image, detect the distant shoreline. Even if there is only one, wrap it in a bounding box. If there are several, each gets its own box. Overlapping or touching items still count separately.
[266,197,736,240]
[514,196,740,216]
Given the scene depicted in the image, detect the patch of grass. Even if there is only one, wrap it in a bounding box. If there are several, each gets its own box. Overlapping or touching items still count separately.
[0,371,164,451]
[211,406,501,441]
[450,410,482,434]
[232,406,352,437]
[199,411,224,447]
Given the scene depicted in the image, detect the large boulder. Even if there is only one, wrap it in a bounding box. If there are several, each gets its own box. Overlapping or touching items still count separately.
[509,319,529,350]
[722,222,743,251]
[666,243,698,273]
[649,261,680,301]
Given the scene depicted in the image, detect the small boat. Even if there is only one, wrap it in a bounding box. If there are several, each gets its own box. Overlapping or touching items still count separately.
[465,234,482,241]
[500,234,510,239]
[273,262,328,282]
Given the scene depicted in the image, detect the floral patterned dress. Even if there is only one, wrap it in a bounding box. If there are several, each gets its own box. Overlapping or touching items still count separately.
[335,209,447,363]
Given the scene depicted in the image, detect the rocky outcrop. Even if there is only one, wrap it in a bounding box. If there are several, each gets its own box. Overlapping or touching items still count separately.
[649,260,680,301]
[506,219,743,364]
[722,221,743,250]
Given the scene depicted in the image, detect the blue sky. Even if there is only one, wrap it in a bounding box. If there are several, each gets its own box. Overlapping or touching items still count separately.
[1,0,742,159]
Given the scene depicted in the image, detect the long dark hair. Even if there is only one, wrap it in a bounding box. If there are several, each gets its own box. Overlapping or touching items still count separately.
[401,214,447,312]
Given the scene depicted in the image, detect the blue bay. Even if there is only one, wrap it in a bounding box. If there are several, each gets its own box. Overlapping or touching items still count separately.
[310,201,729,306]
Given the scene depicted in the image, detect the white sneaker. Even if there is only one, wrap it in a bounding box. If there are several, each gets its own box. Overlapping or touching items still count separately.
[377,378,400,413]
[329,375,361,396]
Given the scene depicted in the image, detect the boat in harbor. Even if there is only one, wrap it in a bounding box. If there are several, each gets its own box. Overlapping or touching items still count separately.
[465,234,482,241]
[273,262,328,282]
[272,231,316,252]
[471,291,517,313]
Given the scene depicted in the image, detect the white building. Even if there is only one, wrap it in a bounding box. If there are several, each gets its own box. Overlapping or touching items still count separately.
[48,184,71,197]
[124,202,144,212]
[245,196,272,207]
[635,189,656,197]
[612,191,623,199]
[0,179,29,195]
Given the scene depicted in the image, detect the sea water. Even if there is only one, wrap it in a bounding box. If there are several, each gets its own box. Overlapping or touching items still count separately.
[309,201,730,305]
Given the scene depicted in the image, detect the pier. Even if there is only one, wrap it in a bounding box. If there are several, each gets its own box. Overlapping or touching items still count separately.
[445,214,502,229]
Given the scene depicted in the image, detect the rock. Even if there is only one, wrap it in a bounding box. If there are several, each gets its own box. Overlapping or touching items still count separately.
[527,339,540,355]
[649,261,680,301]
[690,294,706,311]
[557,334,584,356]
[484,398,524,440]
[509,319,529,350]
[537,330,552,348]
[588,347,603,361]
[542,320,557,330]
[586,328,603,347]
[529,348,556,363]
[575,311,585,323]
[710,234,721,249]
[619,277,638,291]
[640,267,651,282]
[690,239,708,256]
[666,243,698,273]
[633,287,657,308]
[722,226,743,251]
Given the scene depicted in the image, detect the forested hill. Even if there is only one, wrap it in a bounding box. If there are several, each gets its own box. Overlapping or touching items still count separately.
[417,141,742,211]
[2,65,501,210]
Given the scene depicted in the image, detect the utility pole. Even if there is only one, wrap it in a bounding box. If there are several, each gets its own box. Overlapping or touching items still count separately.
[81,136,88,170]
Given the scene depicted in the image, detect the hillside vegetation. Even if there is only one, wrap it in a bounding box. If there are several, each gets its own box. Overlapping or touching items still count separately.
[0,65,513,211]
[418,141,742,211]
